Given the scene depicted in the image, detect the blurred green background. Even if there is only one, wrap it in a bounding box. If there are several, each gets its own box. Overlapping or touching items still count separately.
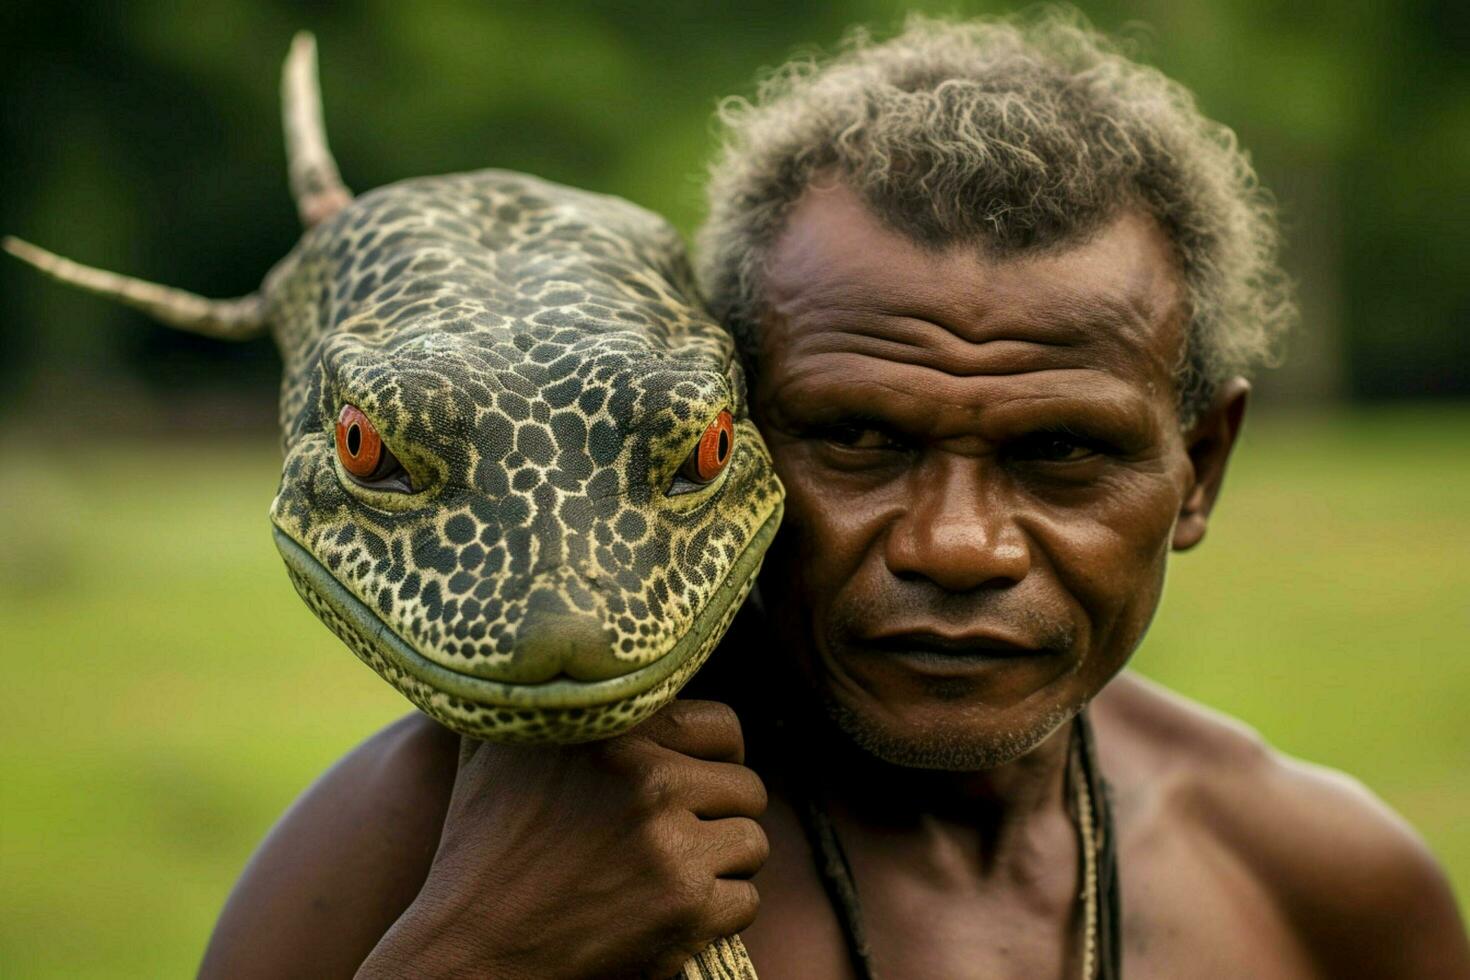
[1,0,1466,976]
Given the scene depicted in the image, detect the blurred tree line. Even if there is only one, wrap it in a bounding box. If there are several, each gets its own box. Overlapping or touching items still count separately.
[2,0,1465,432]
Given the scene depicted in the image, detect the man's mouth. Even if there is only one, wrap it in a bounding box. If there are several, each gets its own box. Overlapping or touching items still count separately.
[850,630,1058,677]
[866,629,1046,654]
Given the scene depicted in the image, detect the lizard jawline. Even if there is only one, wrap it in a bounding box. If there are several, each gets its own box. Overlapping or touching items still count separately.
[270,507,780,712]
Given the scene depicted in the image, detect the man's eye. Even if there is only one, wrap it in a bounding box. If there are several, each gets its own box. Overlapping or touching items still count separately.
[819,424,900,450]
[1010,433,1099,463]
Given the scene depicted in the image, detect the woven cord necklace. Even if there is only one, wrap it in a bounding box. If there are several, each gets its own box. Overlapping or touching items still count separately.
[793,712,1121,979]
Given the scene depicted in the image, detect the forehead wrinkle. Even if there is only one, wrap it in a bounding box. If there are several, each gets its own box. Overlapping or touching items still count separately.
[941,229,1182,347]
[776,312,1146,383]
[771,351,1156,436]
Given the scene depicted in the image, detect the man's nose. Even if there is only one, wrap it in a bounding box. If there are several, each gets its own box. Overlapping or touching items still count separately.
[883,454,1030,592]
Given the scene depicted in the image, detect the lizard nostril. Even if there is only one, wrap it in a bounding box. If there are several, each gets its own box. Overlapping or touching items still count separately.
[494,590,625,683]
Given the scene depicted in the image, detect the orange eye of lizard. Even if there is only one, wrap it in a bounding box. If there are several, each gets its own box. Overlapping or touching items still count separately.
[680,410,735,484]
[336,404,385,478]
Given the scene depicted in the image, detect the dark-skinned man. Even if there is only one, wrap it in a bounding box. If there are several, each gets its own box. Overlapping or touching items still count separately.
[201,14,1470,979]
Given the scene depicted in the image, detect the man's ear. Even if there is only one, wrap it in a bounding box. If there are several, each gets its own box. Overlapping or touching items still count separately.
[1173,377,1250,551]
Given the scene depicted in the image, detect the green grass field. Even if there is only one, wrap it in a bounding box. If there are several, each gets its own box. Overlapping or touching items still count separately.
[2,405,1466,977]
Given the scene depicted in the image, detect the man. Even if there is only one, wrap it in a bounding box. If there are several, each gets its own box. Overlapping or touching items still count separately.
[202,14,1470,978]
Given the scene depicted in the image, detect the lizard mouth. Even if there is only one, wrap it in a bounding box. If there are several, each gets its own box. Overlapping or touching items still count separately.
[271,506,781,712]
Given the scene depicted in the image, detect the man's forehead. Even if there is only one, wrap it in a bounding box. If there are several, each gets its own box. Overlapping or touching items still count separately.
[761,182,1187,368]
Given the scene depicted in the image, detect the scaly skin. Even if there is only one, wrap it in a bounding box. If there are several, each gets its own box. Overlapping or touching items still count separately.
[7,35,780,979]
[265,170,782,742]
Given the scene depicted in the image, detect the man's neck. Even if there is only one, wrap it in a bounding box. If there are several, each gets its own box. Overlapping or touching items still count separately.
[779,699,1079,865]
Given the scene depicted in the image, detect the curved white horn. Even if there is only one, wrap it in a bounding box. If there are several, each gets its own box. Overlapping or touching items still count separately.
[283,31,352,228]
[4,237,266,339]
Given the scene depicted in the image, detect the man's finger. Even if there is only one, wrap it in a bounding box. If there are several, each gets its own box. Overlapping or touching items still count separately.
[702,816,770,880]
[687,760,768,820]
[634,699,745,763]
[704,878,762,937]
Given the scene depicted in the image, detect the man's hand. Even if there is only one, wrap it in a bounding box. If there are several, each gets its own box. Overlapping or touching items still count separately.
[356,700,769,980]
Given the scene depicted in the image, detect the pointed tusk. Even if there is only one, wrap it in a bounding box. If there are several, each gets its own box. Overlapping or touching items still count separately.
[283,31,352,229]
[4,237,267,340]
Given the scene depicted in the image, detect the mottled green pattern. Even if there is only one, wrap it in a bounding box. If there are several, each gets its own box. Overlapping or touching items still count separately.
[261,172,782,741]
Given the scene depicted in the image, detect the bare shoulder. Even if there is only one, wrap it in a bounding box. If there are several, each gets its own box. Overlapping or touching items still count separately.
[200,712,460,980]
[1093,673,1470,977]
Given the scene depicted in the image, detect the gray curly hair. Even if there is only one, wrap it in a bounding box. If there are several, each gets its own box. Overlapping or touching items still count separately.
[696,10,1293,422]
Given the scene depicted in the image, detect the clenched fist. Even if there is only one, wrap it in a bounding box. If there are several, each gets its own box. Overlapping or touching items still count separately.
[357,700,769,979]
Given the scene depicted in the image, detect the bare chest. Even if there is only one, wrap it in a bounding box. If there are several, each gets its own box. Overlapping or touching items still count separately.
[1113,814,1318,979]
[741,795,1320,979]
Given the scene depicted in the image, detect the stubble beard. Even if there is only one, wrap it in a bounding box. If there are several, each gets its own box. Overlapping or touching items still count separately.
[816,687,1082,772]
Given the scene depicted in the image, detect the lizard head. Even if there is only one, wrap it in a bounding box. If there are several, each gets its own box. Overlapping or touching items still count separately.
[270,265,783,741]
